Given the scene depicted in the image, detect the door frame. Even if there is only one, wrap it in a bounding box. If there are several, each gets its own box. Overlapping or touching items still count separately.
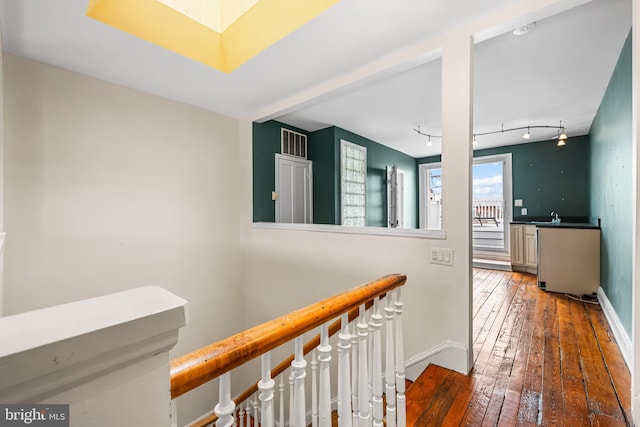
[472,153,513,255]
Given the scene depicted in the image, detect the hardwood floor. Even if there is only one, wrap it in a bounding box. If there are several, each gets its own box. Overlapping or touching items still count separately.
[406,269,632,426]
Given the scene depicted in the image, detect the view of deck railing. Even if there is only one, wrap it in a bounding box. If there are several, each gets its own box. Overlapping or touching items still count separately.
[472,198,504,223]
[170,274,407,427]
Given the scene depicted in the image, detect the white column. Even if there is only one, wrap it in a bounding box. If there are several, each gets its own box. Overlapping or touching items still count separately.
[394,290,406,427]
[384,296,396,427]
[370,298,383,427]
[259,352,275,427]
[357,305,371,427]
[292,336,307,427]
[338,313,353,427]
[318,324,332,427]
[215,372,236,427]
[441,31,474,373]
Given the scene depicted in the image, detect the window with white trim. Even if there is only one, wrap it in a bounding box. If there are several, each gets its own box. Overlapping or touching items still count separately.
[341,140,367,226]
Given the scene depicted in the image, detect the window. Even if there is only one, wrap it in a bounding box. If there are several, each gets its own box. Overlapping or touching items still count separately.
[341,140,367,226]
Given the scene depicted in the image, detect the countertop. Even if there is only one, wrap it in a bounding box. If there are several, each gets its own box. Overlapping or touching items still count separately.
[510,220,600,229]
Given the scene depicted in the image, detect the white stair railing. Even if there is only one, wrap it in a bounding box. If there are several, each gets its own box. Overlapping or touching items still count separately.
[169,274,407,427]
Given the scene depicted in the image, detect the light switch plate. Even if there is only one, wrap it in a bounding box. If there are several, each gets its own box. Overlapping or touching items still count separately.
[515,199,523,207]
[430,247,454,266]
[271,191,278,201]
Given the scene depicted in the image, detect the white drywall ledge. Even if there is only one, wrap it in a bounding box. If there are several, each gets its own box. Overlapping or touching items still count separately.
[0,286,189,403]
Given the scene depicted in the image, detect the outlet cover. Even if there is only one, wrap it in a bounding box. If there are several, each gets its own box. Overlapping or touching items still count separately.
[521,207,528,215]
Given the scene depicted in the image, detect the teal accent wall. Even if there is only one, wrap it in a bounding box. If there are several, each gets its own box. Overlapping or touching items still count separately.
[253,121,310,222]
[416,137,591,220]
[308,127,339,224]
[589,31,632,335]
[253,122,418,227]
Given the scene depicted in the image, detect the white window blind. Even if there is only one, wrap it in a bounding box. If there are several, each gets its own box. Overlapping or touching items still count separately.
[341,140,367,226]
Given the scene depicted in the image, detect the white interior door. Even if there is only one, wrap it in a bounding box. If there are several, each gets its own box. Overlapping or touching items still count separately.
[275,154,313,224]
[419,163,442,230]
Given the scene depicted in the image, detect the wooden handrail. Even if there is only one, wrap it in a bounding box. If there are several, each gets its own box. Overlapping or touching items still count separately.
[170,274,406,400]
[186,298,379,427]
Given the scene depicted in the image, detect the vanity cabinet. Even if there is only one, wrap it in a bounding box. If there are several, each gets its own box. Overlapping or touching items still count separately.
[510,224,537,273]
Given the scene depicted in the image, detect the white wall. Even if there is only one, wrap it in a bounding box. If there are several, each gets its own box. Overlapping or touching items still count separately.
[2,54,243,426]
[0,22,4,317]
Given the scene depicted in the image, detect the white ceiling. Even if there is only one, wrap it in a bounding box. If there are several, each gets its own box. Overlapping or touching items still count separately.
[0,0,631,158]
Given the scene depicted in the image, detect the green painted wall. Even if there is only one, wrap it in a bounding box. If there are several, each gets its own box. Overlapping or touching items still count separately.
[252,121,310,222]
[589,31,632,335]
[308,127,339,224]
[253,122,418,227]
[416,137,591,220]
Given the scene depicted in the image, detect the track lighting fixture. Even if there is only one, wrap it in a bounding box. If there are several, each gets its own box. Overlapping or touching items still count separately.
[414,120,569,147]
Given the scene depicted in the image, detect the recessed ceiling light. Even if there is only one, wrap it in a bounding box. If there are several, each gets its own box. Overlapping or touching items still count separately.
[513,22,536,36]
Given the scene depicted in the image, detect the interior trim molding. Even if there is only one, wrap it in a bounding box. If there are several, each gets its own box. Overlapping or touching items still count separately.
[253,222,447,240]
[404,340,468,381]
[597,286,631,370]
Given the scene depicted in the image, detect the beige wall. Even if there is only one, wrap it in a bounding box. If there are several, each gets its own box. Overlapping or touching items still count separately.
[2,54,242,425]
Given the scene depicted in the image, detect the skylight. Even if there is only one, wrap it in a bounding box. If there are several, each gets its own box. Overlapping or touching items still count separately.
[86,0,341,73]
[157,0,259,33]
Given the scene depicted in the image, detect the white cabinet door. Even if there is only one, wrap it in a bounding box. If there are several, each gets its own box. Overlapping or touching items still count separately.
[525,234,537,267]
[510,225,524,266]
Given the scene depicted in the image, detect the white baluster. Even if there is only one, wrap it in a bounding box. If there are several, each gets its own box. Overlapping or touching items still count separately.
[318,324,332,427]
[338,313,353,427]
[260,352,275,427]
[252,394,259,427]
[311,351,318,427]
[292,336,307,427]
[351,322,359,427]
[368,309,374,409]
[394,290,406,427]
[357,305,371,427]
[384,296,397,427]
[245,400,251,427]
[238,405,245,427]
[288,371,294,427]
[215,372,236,427]
[279,375,285,427]
[371,298,384,427]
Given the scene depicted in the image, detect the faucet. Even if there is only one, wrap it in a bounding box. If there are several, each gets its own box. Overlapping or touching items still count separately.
[551,211,560,224]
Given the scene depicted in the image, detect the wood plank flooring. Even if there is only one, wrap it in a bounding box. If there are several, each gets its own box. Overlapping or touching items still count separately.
[406,269,632,426]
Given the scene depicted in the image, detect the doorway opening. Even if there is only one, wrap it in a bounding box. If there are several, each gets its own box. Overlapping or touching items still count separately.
[472,153,512,262]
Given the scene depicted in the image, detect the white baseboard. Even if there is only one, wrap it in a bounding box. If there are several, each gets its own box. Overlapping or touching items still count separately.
[404,340,468,381]
[597,287,632,370]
